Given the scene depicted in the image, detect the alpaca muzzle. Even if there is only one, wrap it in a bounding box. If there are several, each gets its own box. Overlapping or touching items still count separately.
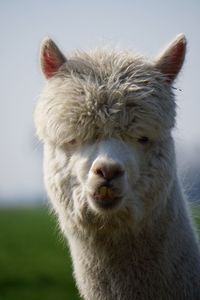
[93,185,120,209]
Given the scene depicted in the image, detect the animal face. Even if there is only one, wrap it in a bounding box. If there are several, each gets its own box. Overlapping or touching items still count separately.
[42,125,175,232]
[35,35,186,232]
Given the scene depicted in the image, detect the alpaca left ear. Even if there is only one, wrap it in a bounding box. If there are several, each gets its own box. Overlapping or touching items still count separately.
[155,34,187,84]
[40,38,67,79]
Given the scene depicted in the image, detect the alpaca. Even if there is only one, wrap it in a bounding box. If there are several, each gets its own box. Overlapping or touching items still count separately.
[34,34,200,300]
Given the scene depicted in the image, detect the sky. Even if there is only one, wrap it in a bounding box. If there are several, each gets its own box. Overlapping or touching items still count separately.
[0,0,200,203]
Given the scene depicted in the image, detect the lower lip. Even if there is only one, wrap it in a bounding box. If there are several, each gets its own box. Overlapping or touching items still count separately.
[93,195,119,209]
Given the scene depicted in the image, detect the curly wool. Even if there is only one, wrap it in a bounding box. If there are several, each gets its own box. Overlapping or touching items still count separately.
[35,49,175,146]
[35,37,200,300]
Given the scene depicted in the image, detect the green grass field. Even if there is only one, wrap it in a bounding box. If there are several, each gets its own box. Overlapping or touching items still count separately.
[0,206,199,300]
[0,208,80,300]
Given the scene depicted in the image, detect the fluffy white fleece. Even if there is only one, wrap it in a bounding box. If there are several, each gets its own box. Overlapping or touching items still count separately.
[34,34,200,300]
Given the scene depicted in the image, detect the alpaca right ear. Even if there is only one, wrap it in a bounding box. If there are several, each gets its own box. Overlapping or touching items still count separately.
[40,38,66,79]
[155,34,187,84]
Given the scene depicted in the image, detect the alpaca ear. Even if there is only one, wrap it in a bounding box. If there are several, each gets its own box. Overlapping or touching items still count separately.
[40,38,67,79]
[155,34,187,84]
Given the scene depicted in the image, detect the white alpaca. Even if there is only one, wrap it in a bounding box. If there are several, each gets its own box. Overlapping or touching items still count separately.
[34,34,200,300]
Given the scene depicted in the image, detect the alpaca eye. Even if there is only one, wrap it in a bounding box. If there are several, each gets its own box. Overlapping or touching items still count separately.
[137,136,149,144]
[68,139,77,145]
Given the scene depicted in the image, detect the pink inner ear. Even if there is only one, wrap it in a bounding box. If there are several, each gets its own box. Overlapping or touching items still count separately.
[164,41,186,83]
[43,49,60,78]
[156,35,186,84]
[171,42,185,68]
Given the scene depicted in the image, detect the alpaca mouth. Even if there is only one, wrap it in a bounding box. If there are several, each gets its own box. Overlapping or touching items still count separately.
[93,185,121,209]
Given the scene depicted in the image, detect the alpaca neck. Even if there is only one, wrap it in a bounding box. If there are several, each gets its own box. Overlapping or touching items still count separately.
[67,180,200,300]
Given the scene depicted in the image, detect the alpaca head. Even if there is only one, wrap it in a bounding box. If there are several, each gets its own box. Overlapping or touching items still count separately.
[35,35,186,233]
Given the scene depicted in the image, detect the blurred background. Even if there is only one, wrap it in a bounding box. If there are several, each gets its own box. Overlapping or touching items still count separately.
[0,1,199,299]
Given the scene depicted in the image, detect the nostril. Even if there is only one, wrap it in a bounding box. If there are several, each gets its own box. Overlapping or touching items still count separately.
[94,168,105,178]
[114,168,125,178]
[92,164,125,181]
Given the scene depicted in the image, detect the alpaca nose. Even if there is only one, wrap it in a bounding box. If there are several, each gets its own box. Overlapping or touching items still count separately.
[92,161,125,181]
